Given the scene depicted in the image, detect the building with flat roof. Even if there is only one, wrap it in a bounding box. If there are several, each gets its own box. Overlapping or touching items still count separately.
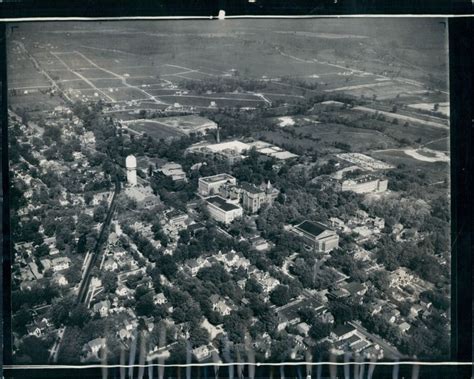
[51,257,71,272]
[158,162,187,182]
[340,175,388,194]
[187,139,298,164]
[291,220,339,253]
[206,196,243,224]
[331,324,357,342]
[198,173,237,196]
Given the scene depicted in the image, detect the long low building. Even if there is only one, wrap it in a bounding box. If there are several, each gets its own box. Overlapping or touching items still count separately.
[186,139,298,164]
[291,220,339,253]
[206,195,243,224]
[340,175,388,194]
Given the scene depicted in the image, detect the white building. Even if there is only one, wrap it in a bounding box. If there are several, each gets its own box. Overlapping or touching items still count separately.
[340,175,388,194]
[154,293,168,305]
[205,196,243,224]
[192,345,213,362]
[198,174,237,196]
[388,268,414,288]
[51,257,71,272]
[126,155,137,186]
[93,300,111,318]
[158,162,187,182]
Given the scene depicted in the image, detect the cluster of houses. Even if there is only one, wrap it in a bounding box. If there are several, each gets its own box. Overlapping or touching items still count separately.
[329,209,385,243]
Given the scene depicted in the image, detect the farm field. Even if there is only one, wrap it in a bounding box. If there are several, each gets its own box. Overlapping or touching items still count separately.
[52,52,96,69]
[320,73,388,90]
[75,68,117,79]
[157,95,265,108]
[329,82,427,100]
[107,87,149,102]
[64,80,95,90]
[125,77,170,87]
[352,106,448,130]
[89,78,124,88]
[49,69,84,81]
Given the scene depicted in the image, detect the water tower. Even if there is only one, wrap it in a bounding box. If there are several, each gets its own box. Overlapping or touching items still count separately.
[125,155,137,186]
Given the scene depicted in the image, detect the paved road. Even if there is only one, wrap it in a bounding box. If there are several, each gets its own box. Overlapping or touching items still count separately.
[48,327,65,363]
[76,179,120,304]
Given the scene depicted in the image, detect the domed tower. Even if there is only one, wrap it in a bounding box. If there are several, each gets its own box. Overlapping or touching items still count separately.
[125,155,137,186]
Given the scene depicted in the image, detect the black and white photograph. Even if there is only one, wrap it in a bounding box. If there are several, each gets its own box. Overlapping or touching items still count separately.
[6,18,452,368]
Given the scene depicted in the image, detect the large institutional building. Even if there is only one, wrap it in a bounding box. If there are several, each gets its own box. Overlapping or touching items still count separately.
[291,220,339,253]
[205,196,243,224]
[340,175,388,194]
[241,181,279,213]
[198,174,237,196]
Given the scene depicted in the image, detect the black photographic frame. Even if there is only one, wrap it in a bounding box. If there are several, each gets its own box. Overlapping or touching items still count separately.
[0,2,471,378]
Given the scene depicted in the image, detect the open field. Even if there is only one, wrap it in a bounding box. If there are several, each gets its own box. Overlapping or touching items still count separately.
[124,120,183,139]
[51,51,96,69]
[157,94,265,108]
[49,69,84,81]
[75,68,117,79]
[9,92,63,112]
[257,119,398,154]
[125,77,170,87]
[63,80,94,90]
[108,87,149,102]
[329,82,427,100]
[370,149,449,182]
[408,102,449,117]
[352,106,448,129]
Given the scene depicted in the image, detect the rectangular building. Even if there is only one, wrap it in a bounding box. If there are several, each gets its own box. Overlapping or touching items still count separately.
[292,220,339,253]
[158,162,187,182]
[206,196,243,224]
[198,173,237,196]
[340,175,388,194]
[240,181,279,213]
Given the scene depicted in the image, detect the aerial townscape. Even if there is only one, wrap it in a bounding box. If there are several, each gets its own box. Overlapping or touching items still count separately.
[8,19,451,366]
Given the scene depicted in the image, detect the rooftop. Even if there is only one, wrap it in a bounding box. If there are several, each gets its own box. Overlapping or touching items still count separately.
[206,196,241,212]
[296,220,333,237]
[278,298,324,322]
[344,282,366,295]
[333,324,356,337]
[200,140,250,154]
[346,334,361,344]
[240,182,264,194]
[199,173,236,184]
